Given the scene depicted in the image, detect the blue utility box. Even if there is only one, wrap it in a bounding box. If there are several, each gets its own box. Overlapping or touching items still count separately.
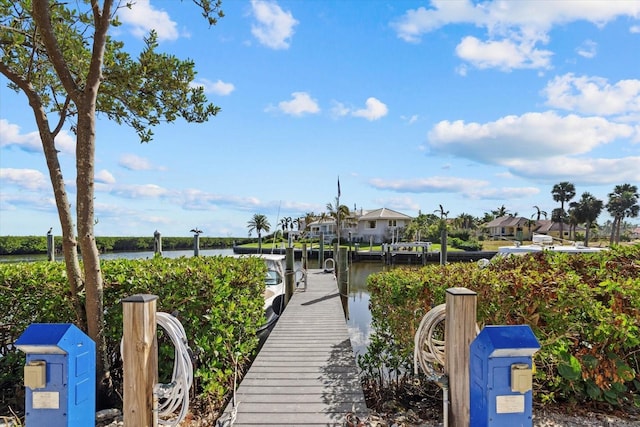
[15,323,95,427]
[470,325,540,427]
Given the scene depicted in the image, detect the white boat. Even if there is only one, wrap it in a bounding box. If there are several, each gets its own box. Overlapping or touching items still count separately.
[232,254,286,331]
[497,233,607,257]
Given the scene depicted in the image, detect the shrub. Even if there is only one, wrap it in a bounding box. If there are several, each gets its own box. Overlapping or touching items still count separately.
[362,244,640,408]
[0,255,266,414]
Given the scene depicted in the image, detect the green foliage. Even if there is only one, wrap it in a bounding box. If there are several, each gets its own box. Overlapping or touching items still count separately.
[0,256,265,413]
[362,244,640,408]
[0,236,243,256]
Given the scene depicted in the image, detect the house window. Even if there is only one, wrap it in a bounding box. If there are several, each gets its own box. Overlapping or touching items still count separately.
[388,220,397,227]
[368,221,376,229]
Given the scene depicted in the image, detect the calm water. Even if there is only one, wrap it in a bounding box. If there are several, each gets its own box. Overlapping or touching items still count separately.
[0,249,386,359]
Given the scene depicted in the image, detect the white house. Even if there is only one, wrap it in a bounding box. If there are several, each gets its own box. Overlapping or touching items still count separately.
[305,207,413,244]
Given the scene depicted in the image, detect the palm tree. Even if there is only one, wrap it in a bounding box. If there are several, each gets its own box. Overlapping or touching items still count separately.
[326,198,351,243]
[491,205,510,218]
[456,213,476,230]
[551,182,576,240]
[247,213,270,254]
[606,184,639,244]
[570,192,603,246]
[532,205,548,221]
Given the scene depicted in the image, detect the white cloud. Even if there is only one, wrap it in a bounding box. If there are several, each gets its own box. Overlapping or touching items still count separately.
[191,79,235,96]
[631,25,640,34]
[392,0,640,71]
[576,39,597,58]
[508,156,640,184]
[428,111,634,164]
[117,0,180,41]
[455,35,552,70]
[0,168,49,191]
[370,176,488,193]
[112,184,169,199]
[250,0,298,50]
[401,114,419,124]
[277,92,320,116]
[95,169,116,185]
[0,119,74,154]
[368,176,540,201]
[118,154,163,171]
[352,98,388,121]
[543,74,640,116]
[330,101,350,118]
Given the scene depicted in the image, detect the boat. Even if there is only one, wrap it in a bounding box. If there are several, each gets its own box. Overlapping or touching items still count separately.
[232,254,287,331]
[496,233,607,257]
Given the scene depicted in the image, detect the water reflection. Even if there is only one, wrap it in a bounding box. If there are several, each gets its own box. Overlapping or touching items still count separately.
[347,262,386,359]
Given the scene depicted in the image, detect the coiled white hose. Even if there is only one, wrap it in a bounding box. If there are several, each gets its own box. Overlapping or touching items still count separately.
[155,312,194,426]
[413,304,447,382]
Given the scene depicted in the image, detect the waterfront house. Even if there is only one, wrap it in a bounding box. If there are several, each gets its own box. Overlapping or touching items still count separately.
[305,207,413,244]
[484,216,534,241]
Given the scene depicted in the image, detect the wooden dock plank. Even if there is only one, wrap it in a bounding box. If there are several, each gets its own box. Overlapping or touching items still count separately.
[219,269,368,426]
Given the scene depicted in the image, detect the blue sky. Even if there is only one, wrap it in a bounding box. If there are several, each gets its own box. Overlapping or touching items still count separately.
[1,0,639,237]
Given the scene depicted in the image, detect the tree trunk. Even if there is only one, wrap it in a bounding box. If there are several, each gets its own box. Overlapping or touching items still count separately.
[76,94,111,397]
[584,221,591,246]
[28,92,86,329]
[609,217,617,245]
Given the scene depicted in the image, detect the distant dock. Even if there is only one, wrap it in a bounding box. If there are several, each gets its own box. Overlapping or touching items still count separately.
[218,269,367,426]
[232,245,497,265]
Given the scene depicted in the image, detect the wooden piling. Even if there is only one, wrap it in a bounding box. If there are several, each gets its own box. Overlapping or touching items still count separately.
[445,287,477,427]
[193,233,200,257]
[285,247,295,305]
[338,247,349,319]
[153,230,162,256]
[46,231,54,262]
[122,294,158,427]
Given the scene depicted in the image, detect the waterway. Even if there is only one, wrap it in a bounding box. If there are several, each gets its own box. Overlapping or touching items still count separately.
[0,249,390,360]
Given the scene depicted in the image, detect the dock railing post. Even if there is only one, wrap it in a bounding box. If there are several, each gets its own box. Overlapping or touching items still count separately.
[302,243,308,269]
[338,247,349,318]
[445,287,477,427]
[285,247,295,304]
[122,294,159,427]
[319,233,325,269]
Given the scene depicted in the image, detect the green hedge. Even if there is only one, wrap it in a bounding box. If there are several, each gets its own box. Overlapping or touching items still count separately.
[0,255,266,414]
[0,236,254,255]
[362,244,640,408]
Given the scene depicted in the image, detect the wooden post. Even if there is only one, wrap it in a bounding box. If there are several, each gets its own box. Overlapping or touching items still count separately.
[193,233,200,257]
[46,230,54,262]
[302,243,308,289]
[122,294,158,427]
[440,228,448,265]
[333,243,339,280]
[445,287,477,427]
[153,230,162,256]
[285,247,295,305]
[338,247,349,319]
[319,233,325,269]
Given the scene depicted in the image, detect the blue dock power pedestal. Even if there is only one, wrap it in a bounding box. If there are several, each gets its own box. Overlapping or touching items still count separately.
[15,323,96,427]
[470,325,540,427]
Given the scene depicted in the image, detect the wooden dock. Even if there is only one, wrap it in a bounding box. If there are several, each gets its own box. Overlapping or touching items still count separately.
[219,269,367,426]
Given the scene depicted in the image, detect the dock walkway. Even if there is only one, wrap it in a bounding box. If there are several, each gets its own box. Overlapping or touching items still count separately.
[219,269,367,426]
